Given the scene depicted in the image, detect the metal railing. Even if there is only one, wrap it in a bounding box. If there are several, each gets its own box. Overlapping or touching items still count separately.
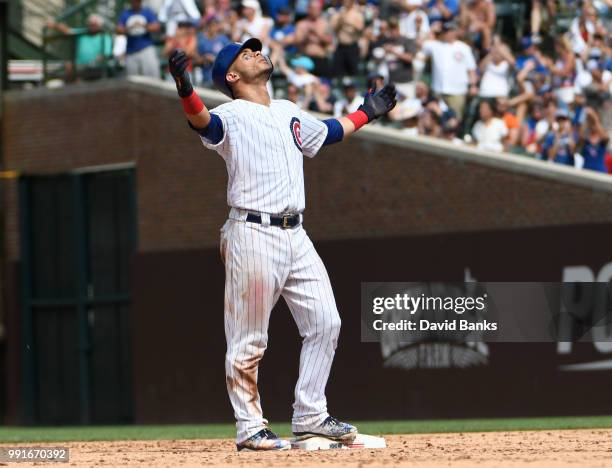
[42,29,116,82]
[55,0,128,27]
[56,0,101,26]
[41,0,129,83]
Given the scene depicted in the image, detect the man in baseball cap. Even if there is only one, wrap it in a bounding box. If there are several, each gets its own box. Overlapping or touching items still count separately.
[209,37,272,98]
[166,41,396,452]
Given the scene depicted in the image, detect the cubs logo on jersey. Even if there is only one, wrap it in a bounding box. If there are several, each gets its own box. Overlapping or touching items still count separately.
[290,117,302,151]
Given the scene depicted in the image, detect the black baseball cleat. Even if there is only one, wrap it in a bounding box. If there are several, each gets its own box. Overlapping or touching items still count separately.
[236,428,292,451]
[293,416,358,442]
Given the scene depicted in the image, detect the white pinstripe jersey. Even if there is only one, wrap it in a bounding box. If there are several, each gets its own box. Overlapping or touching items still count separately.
[198,99,328,214]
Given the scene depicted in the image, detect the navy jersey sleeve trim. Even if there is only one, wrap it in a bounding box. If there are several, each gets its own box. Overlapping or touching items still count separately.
[322,118,344,146]
[188,113,224,144]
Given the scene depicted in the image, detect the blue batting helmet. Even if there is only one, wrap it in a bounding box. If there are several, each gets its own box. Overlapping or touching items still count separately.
[212,38,263,98]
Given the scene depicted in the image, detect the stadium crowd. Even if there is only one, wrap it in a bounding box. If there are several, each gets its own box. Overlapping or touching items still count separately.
[46,0,612,173]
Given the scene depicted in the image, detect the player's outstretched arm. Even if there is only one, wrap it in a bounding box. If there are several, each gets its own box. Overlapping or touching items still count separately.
[323,84,397,144]
[169,49,211,129]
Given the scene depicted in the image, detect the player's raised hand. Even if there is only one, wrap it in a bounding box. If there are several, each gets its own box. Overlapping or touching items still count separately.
[169,49,193,98]
[359,84,397,121]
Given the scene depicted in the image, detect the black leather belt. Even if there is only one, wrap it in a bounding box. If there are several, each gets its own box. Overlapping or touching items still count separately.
[246,212,301,229]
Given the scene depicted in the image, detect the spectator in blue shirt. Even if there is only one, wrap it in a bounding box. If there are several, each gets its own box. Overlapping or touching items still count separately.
[427,0,459,25]
[117,0,161,78]
[514,37,552,104]
[270,7,297,56]
[542,108,576,166]
[515,37,548,73]
[580,107,610,173]
[266,0,291,21]
[195,18,231,85]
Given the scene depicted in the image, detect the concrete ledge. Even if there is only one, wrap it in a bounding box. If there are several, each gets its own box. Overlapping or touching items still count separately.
[361,125,612,194]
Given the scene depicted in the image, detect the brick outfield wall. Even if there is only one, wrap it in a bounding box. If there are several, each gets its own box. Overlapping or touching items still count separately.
[4,80,612,424]
[3,79,612,262]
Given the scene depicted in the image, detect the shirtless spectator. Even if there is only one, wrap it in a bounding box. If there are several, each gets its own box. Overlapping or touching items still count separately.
[295,0,334,78]
[330,0,365,79]
[460,0,495,53]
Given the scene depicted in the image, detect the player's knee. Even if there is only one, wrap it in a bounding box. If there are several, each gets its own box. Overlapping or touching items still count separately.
[228,343,267,372]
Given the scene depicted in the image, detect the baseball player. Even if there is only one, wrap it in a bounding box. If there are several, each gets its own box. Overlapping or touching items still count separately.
[168,39,396,451]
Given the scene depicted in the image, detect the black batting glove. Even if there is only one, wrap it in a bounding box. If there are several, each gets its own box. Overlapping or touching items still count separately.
[359,84,397,122]
[169,49,193,98]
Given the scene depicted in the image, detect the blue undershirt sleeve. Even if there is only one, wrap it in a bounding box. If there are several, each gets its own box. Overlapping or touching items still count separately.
[188,113,224,144]
[322,118,344,146]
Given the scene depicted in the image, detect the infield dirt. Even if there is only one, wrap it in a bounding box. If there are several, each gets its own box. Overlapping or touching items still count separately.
[3,429,612,467]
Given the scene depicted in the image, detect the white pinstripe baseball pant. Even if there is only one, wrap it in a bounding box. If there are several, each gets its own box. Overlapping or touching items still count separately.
[220,208,341,443]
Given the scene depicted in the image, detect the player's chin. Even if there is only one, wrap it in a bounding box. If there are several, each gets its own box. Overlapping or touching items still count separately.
[259,57,273,71]
[257,62,274,79]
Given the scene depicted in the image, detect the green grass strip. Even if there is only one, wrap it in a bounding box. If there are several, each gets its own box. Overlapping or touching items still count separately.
[1,416,611,443]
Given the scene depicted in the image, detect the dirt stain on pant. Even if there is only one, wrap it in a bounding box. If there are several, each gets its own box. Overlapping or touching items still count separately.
[227,349,265,415]
[228,263,273,418]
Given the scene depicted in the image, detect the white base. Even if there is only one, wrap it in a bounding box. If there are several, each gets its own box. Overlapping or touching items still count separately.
[291,434,386,451]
